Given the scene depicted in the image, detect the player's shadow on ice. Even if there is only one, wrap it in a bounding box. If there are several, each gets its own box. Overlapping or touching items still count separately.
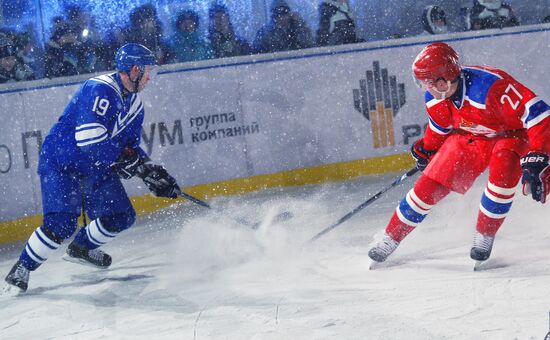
[377,257,509,272]
[376,245,511,272]
[24,273,154,295]
[22,262,168,295]
[22,267,200,314]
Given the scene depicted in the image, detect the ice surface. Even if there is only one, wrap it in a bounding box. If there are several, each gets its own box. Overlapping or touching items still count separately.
[1,172,550,339]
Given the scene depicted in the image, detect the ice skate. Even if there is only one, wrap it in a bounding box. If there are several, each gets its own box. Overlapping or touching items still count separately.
[368,233,400,268]
[471,232,494,270]
[64,242,112,268]
[4,261,30,293]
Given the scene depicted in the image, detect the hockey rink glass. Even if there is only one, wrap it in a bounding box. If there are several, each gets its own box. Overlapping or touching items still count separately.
[144,65,158,81]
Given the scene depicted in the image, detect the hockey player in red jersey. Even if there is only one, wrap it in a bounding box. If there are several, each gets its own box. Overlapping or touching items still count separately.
[368,42,550,265]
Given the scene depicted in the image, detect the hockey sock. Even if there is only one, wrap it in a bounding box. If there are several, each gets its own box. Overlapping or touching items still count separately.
[19,226,62,271]
[386,175,450,242]
[476,149,522,236]
[476,182,516,236]
[72,218,118,250]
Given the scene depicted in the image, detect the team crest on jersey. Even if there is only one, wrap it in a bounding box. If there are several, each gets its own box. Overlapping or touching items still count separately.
[353,61,406,149]
[458,117,497,136]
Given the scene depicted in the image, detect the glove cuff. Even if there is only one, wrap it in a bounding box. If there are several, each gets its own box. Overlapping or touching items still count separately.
[520,152,549,165]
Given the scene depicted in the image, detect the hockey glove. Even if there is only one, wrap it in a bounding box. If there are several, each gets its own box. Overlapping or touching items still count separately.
[111,147,145,180]
[411,139,436,172]
[520,152,550,204]
[137,164,180,199]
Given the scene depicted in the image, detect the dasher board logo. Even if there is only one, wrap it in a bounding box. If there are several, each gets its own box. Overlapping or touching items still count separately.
[353,61,406,149]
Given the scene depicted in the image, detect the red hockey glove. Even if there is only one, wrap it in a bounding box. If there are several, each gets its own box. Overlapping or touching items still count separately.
[411,139,436,172]
[520,152,550,204]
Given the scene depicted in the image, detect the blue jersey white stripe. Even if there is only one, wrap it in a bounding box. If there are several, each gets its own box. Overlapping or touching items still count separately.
[89,74,123,102]
[521,97,550,129]
[39,72,146,175]
[75,123,108,147]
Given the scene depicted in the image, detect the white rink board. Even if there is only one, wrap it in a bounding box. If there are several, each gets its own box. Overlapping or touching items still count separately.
[0,25,548,222]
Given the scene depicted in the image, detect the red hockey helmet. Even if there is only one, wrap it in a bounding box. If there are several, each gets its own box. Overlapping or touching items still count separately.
[412,42,460,84]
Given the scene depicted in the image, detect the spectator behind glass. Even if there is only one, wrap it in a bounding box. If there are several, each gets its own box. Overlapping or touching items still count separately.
[13,31,39,76]
[208,4,250,58]
[317,0,359,46]
[65,5,108,72]
[124,4,170,65]
[0,35,35,83]
[44,22,97,78]
[469,0,519,30]
[420,5,449,35]
[543,15,550,23]
[169,10,214,63]
[51,16,65,33]
[253,0,313,54]
[104,26,128,70]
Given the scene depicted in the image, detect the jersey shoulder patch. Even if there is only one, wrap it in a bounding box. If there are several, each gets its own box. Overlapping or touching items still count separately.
[463,66,502,108]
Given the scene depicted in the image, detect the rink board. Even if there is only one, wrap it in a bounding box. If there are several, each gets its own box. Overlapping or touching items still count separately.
[0,24,548,244]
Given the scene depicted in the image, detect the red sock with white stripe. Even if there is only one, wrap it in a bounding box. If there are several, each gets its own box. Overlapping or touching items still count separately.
[476,149,522,236]
[476,182,516,237]
[386,175,450,242]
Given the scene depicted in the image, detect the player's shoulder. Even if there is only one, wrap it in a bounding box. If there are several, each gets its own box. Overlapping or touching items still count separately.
[462,65,513,107]
[424,91,444,109]
[83,72,124,102]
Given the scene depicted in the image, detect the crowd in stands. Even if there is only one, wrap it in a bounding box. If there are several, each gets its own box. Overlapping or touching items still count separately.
[0,0,547,84]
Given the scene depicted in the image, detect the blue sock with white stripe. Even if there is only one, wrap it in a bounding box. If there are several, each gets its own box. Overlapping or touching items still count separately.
[72,218,118,250]
[19,226,61,271]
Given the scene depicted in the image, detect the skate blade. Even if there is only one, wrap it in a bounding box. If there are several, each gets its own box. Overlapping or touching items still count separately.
[368,259,384,270]
[473,259,507,271]
[0,283,24,297]
[62,254,110,269]
[473,260,485,271]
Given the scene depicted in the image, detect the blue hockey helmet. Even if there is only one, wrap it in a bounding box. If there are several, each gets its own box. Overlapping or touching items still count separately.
[115,43,156,73]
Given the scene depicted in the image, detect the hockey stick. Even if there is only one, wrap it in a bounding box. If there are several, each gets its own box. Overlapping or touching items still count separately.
[178,190,211,209]
[307,167,419,243]
[80,177,88,227]
[177,190,292,229]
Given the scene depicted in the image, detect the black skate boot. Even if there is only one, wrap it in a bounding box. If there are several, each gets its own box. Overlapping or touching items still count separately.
[470,232,494,262]
[368,233,400,263]
[5,261,30,292]
[65,242,112,268]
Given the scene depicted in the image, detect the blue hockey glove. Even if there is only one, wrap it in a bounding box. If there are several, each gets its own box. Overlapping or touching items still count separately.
[110,147,145,179]
[520,152,550,204]
[411,139,436,172]
[137,164,180,199]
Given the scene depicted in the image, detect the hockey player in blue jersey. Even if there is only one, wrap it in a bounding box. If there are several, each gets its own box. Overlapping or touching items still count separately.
[4,43,180,292]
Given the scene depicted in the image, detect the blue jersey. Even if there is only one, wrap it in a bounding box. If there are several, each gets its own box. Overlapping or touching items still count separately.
[39,72,148,177]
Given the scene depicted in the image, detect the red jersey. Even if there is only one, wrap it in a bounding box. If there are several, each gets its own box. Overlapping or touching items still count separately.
[422,65,550,155]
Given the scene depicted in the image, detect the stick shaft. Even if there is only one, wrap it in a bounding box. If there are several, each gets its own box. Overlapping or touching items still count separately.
[178,191,211,209]
[308,168,419,243]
